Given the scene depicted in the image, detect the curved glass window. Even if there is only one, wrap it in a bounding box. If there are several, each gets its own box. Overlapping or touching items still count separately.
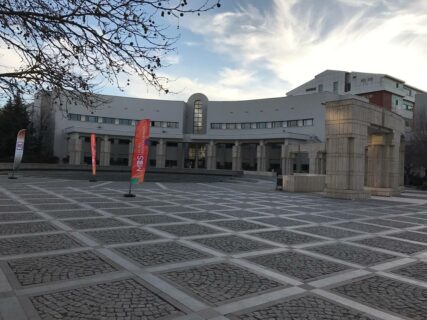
[193,100,203,134]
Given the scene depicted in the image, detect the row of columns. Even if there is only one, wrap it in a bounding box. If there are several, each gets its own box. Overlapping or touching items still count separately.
[68,134,326,174]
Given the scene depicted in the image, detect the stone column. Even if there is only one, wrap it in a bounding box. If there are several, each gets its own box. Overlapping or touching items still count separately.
[99,136,111,166]
[399,138,405,187]
[206,141,216,170]
[309,152,318,174]
[68,133,82,165]
[281,142,293,175]
[156,139,166,168]
[388,133,401,192]
[257,140,267,172]
[128,138,134,166]
[232,141,242,171]
[177,143,184,169]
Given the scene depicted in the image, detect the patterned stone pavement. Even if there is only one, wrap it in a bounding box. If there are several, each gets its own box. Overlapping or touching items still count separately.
[0,175,427,320]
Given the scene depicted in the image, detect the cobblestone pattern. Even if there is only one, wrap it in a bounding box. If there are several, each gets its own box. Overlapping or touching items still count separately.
[220,210,266,218]
[354,237,427,254]
[388,231,427,243]
[332,221,391,233]
[33,203,84,211]
[233,295,376,320]
[294,226,362,239]
[103,207,158,216]
[211,220,269,231]
[176,212,227,221]
[30,278,184,319]
[8,251,118,286]
[0,205,29,213]
[0,222,56,236]
[288,214,338,223]
[246,251,350,281]
[391,262,427,282]
[0,234,82,256]
[252,230,323,245]
[153,223,221,237]
[47,210,102,219]
[161,262,284,305]
[85,228,161,245]
[307,243,397,266]
[362,218,417,229]
[61,218,128,230]
[0,212,40,222]
[250,217,308,227]
[332,275,427,320]
[125,215,183,224]
[115,242,209,267]
[193,235,275,254]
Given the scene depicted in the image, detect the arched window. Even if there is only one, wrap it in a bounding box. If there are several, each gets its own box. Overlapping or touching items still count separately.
[193,100,203,134]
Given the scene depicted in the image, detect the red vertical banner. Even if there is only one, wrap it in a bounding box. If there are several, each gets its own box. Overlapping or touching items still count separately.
[130,119,150,184]
[90,133,96,176]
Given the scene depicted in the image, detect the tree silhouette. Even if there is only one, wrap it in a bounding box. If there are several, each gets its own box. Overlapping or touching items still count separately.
[0,0,221,105]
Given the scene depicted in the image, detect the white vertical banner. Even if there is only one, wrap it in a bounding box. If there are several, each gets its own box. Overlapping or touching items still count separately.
[12,129,26,171]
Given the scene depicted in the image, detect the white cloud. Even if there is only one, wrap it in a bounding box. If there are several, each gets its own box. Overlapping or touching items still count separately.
[182,0,427,91]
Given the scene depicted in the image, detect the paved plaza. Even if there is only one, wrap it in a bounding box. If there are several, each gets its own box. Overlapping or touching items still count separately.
[0,175,427,320]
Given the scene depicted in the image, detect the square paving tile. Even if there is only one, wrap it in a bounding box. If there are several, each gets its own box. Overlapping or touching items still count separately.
[232,294,376,320]
[290,214,338,223]
[46,209,102,219]
[251,230,323,246]
[125,215,183,225]
[30,278,184,319]
[115,242,209,267]
[388,231,427,244]
[61,218,128,230]
[250,217,309,227]
[362,218,417,229]
[85,228,161,245]
[151,206,202,214]
[390,262,427,282]
[331,275,427,320]
[294,226,362,239]
[0,234,82,256]
[161,262,285,305]
[103,207,158,216]
[33,203,85,211]
[306,243,398,266]
[332,221,391,233]
[353,236,427,255]
[193,235,276,254]
[0,212,41,222]
[153,223,222,237]
[211,220,270,231]
[219,210,268,218]
[7,251,118,286]
[246,251,350,281]
[388,216,427,225]
[0,205,29,213]
[176,212,227,221]
[0,222,57,236]
[86,202,134,209]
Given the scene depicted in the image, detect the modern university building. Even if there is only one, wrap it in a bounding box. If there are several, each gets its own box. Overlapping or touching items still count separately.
[35,70,421,199]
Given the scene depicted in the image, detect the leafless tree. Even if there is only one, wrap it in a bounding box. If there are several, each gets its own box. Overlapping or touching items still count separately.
[0,0,221,106]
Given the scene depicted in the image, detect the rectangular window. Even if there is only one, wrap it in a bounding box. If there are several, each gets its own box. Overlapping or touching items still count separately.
[318,84,323,92]
[242,123,251,129]
[251,123,257,129]
[256,122,267,129]
[297,120,303,127]
[86,116,98,123]
[395,99,399,106]
[288,120,298,127]
[226,123,236,129]
[211,123,220,129]
[119,119,132,125]
[272,121,283,128]
[303,119,313,126]
[102,117,115,124]
[333,81,339,94]
[305,87,316,92]
[67,114,81,121]
[167,122,178,128]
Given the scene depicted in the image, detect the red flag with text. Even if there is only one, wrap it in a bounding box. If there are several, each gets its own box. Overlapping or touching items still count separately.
[90,133,96,176]
[130,119,150,184]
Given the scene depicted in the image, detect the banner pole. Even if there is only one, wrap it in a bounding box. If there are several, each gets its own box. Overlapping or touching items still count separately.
[124,139,136,198]
[8,169,17,179]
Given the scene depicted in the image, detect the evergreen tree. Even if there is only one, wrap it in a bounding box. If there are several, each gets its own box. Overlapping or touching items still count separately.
[0,95,30,161]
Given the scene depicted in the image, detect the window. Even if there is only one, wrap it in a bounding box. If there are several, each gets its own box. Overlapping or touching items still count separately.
[297,120,303,127]
[152,121,161,127]
[396,83,399,88]
[167,122,179,128]
[303,119,313,126]
[226,123,236,129]
[288,120,298,127]
[211,123,221,129]
[251,123,257,129]
[67,113,81,121]
[86,116,98,123]
[119,119,132,125]
[256,122,267,129]
[102,117,115,124]
[272,121,283,128]
[305,87,316,92]
[333,81,339,94]
[242,123,251,129]
[193,100,203,134]
[318,84,323,92]
[395,99,399,106]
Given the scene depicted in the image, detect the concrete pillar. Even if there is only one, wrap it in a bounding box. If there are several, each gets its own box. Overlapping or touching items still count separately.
[232,141,242,171]
[68,133,82,165]
[399,138,405,186]
[309,152,318,174]
[128,138,134,166]
[206,141,217,170]
[257,140,267,172]
[177,143,184,169]
[99,136,111,166]
[156,139,166,168]
[280,142,293,175]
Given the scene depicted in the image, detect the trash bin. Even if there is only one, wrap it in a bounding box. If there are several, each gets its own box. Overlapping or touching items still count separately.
[276,174,283,190]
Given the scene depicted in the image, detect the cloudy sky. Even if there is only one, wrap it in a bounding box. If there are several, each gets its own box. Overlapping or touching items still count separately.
[3,0,427,101]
